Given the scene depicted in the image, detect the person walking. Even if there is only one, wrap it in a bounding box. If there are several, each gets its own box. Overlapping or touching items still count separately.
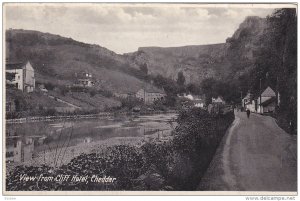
[246,109,250,118]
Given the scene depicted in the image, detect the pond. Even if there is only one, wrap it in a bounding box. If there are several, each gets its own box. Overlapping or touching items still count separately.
[6,113,178,167]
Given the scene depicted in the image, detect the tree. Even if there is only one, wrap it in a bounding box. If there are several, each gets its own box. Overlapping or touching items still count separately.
[248,8,297,133]
[177,72,185,86]
[186,83,200,95]
[140,63,148,75]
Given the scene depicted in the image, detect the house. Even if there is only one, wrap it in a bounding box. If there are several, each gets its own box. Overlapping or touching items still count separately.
[74,71,94,87]
[242,92,258,112]
[38,84,48,93]
[6,61,35,93]
[193,99,205,108]
[136,88,166,104]
[257,86,277,114]
[212,96,225,104]
[242,92,251,108]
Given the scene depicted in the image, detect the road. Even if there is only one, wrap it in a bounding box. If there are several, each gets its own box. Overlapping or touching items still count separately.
[198,111,297,191]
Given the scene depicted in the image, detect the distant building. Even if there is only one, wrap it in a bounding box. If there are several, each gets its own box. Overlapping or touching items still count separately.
[257,86,277,114]
[243,86,277,114]
[212,96,225,104]
[242,92,251,108]
[136,88,166,104]
[6,61,35,93]
[38,84,48,93]
[74,72,94,87]
[193,99,205,108]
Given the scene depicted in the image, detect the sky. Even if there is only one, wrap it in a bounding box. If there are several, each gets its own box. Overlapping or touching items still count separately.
[4,4,280,54]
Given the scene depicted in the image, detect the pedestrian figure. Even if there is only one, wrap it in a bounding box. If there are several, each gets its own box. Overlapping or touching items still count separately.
[246,109,250,118]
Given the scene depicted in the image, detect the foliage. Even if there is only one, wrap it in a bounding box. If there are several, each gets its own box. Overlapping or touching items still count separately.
[120,97,143,110]
[44,82,55,91]
[249,8,297,133]
[139,63,148,75]
[200,78,238,105]
[176,71,185,86]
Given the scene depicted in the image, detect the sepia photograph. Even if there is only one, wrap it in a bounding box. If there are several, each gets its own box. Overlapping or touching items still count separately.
[2,3,297,196]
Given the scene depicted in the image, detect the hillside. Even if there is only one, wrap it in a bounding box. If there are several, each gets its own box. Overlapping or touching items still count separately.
[6,29,159,94]
[125,16,267,84]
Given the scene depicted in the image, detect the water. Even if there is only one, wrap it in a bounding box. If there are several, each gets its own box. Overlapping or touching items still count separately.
[6,113,178,166]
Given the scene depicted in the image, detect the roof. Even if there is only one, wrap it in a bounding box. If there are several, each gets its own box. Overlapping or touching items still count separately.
[261,86,276,97]
[212,96,225,102]
[243,93,251,100]
[193,99,204,104]
[6,62,26,70]
[261,96,276,106]
[142,85,165,94]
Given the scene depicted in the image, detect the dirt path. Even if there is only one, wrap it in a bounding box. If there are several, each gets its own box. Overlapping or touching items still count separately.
[198,111,297,191]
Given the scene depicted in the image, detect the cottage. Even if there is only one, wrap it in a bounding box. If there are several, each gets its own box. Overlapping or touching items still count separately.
[6,61,35,93]
[136,88,166,104]
[212,96,225,104]
[74,72,94,87]
[257,86,277,114]
[193,99,205,108]
[242,92,251,108]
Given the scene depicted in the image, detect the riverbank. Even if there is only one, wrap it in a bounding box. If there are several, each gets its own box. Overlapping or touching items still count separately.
[6,110,178,124]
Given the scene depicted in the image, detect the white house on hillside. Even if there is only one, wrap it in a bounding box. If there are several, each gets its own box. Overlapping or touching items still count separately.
[6,61,35,93]
[74,71,94,87]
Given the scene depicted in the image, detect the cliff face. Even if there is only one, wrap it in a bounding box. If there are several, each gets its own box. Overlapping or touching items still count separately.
[126,16,267,84]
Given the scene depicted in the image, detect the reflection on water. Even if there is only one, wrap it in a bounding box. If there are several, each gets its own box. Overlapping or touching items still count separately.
[6,113,177,166]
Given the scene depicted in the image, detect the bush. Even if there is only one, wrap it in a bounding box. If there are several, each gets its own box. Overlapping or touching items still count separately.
[44,82,55,91]
[89,89,97,97]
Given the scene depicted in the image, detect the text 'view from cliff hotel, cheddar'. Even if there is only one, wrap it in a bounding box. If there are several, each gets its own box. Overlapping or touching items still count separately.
[3,3,297,195]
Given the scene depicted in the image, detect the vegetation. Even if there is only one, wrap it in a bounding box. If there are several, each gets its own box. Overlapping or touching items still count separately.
[139,63,148,75]
[176,71,185,86]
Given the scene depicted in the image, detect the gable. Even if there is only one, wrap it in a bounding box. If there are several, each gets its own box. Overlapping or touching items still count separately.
[25,61,34,71]
[261,87,275,97]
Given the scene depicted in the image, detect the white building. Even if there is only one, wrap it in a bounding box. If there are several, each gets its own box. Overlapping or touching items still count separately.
[212,96,225,104]
[6,61,35,92]
[74,72,94,87]
[257,86,277,114]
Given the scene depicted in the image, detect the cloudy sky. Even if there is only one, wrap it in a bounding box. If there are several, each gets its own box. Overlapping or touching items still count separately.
[4,4,279,54]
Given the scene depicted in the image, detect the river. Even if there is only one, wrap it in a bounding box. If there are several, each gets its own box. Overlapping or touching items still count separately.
[6,113,178,167]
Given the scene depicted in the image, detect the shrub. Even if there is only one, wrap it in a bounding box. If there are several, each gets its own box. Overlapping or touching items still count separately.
[44,82,55,91]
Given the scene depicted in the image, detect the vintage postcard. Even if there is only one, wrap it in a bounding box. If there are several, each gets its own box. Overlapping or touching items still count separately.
[2,3,297,196]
